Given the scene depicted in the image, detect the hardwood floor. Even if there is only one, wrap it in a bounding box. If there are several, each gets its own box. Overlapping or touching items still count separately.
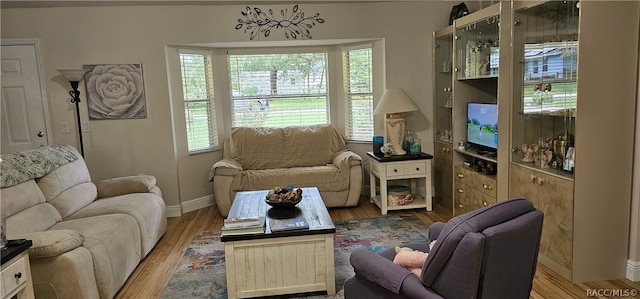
[116,197,640,299]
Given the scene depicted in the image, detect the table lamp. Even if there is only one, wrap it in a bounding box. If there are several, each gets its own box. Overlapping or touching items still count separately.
[373,88,419,155]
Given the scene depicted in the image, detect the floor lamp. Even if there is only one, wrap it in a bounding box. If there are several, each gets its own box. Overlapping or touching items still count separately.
[373,88,419,155]
[58,69,88,157]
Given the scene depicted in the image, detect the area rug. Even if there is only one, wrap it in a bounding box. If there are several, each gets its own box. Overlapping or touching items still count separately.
[161,214,430,299]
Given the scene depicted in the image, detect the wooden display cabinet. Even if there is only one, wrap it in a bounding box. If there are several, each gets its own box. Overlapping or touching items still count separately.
[432,26,454,212]
[509,163,573,278]
[508,0,638,282]
[433,0,638,282]
[449,3,505,215]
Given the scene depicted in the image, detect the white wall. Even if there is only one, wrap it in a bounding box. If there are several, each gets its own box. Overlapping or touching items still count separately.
[0,2,452,211]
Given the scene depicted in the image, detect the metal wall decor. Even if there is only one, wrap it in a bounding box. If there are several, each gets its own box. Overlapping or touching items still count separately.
[235,5,324,40]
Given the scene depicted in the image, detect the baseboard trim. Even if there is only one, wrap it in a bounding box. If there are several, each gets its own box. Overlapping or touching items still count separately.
[627,260,640,281]
[165,205,182,218]
[165,195,215,218]
[183,194,215,214]
[538,254,571,281]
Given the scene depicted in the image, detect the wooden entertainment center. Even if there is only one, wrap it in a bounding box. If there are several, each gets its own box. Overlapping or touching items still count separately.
[432,1,638,283]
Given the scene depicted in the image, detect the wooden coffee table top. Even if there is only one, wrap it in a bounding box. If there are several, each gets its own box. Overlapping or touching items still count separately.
[221,187,335,242]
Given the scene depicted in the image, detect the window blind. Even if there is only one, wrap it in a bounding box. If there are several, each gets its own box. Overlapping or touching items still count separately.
[179,52,219,152]
[228,53,328,128]
[522,41,578,113]
[343,46,374,141]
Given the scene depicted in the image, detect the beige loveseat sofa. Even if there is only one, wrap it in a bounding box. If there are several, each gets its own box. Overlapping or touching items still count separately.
[0,145,166,299]
[209,124,363,216]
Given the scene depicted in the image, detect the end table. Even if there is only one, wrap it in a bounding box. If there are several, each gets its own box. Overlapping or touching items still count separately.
[1,240,34,299]
[367,152,433,215]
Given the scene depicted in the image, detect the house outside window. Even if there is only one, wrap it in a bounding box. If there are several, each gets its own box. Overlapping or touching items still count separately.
[179,51,219,152]
[343,46,373,142]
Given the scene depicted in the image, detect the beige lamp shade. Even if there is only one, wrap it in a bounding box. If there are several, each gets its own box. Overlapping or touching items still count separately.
[373,88,419,115]
[57,69,87,82]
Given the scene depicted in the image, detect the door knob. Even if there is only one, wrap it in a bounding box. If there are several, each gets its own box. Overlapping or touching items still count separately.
[37,131,45,137]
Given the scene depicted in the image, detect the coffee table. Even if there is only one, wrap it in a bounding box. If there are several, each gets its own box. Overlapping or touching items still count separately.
[222,187,336,299]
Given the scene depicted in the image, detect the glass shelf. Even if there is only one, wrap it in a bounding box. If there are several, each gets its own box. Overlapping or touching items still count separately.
[434,26,454,144]
[455,15,500,80]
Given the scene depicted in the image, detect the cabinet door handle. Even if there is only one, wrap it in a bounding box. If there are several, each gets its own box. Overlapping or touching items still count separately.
[458,204,465,208]
[530,174,536,182]
[457,173,464,178]
[482,201,489,206]
[537,177,544,185]
[482,184,493,190]
[415,167,420,171]
[393,168,398,172]
[457,188,464,193]
[15,272,22,279]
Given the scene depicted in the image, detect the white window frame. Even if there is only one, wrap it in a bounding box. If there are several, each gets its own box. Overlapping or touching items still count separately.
[172,40,383,147]
[179,49,220,153]
[226,49,330,128]
[342,44,374,142]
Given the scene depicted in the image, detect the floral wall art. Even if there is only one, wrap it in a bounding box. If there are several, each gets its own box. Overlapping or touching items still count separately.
[83,64,147,119]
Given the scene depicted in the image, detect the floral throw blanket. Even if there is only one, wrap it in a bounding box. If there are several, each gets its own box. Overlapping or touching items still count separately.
[1,145,78,188]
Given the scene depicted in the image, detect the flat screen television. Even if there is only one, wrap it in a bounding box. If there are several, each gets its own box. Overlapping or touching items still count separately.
[467,102,498,153]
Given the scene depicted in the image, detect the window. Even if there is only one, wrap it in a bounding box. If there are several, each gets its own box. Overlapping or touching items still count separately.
[179,51,219,152]
[228,52,328,128]
[343,46,373,141]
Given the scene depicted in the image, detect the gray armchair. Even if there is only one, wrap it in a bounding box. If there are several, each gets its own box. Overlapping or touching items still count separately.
[344,198,543,299]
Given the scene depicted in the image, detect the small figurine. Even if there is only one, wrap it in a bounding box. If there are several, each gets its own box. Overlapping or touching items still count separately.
[537,138,553,167]
[521,144,535,163]
[540,150,553,168]
[380,143,394,157]
[532,144,540,166]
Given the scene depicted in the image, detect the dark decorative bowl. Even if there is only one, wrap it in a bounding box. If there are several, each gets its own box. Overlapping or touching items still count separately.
[265,200,301,209]
[265,187,303,209]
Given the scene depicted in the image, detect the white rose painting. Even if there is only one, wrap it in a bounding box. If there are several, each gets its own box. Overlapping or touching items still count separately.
[83,64,147,119]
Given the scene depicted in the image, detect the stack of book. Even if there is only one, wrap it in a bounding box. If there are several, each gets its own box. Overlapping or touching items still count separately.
[222,216,266,235]
[269,217,310,232]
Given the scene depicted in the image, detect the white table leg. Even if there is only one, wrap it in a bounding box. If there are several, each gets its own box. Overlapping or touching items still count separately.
[425,159,433,211]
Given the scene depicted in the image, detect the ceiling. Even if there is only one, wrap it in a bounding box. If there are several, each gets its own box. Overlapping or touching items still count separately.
[1,0,423,9]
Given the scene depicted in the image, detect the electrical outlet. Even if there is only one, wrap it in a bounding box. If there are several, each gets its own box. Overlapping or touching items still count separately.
[61,121,70,134]
[81,121,90,132]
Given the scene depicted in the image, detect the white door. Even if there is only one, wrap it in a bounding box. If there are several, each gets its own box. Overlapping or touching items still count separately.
[1,40,51,154]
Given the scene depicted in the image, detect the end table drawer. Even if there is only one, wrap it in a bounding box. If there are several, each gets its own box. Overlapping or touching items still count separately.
[385,162,427,177]
[2,254,28,296]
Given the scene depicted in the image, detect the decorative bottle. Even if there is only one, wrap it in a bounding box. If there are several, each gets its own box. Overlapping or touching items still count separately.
[403,129,415,152]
